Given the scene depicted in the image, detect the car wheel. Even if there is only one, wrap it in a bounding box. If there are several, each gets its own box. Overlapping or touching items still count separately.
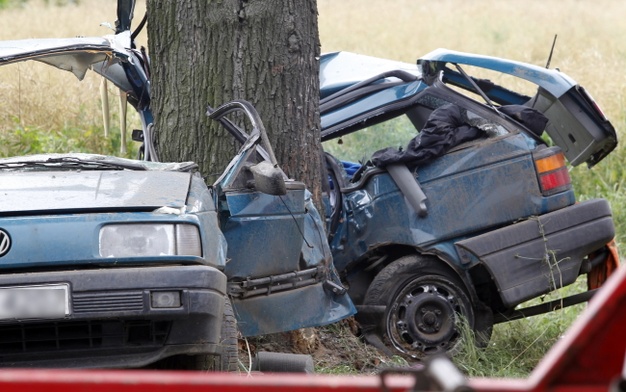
[153,296,239,371]
[215,297,240,371]
[363,255,474,359]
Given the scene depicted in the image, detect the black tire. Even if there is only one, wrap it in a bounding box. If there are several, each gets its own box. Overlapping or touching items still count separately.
[152,296,239,371]
[217,297,240,371]
[363,255,474,359]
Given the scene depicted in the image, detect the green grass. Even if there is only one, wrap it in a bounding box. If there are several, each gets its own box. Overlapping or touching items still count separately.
[572,149,626,247]
[454,279,587,378]
[323,116,417,163]
[0,121,136,159]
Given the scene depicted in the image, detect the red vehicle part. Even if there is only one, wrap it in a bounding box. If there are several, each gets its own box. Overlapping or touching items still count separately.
[0,264,623,392]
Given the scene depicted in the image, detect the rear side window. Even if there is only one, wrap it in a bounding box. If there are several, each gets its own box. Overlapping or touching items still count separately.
[322,115,416,163]
[323,93,509,164]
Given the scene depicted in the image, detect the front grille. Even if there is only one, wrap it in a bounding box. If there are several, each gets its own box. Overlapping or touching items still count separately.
[0,320,170,354]
[73,291,144,313]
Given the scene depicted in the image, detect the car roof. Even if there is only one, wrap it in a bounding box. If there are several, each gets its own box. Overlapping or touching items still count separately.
[319,48,580,118]
[320,51,421,99]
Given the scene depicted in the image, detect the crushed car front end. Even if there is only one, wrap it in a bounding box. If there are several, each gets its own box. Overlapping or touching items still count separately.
[0,155,228,368]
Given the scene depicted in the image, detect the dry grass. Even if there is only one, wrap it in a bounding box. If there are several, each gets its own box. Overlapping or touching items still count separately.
[1,0,625,137]
[318,0,626,125]
[0,0,146,134]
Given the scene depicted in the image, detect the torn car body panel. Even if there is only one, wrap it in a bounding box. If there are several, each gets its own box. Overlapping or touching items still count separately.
[0,37,117,80]
[0,31,152,141]
[222,189,353,336]
[209,100,355,336]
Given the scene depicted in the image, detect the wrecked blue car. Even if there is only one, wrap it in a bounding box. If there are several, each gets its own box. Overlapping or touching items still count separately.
[0,15,354,368]
[319,50,618,358]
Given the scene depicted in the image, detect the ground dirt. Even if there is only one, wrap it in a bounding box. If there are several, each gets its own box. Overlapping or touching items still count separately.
[238,317,407,374]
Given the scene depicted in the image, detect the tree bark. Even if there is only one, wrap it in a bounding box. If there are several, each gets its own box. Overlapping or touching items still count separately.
[146,0,323,199]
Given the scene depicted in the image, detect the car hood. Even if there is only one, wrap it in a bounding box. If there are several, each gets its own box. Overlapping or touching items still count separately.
[0,31,149,111]
[0,35,125,79]
[0,154,194,213]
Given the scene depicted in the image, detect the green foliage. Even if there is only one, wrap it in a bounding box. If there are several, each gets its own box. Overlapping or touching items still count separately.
[0,122,137,159]
[0,0,21,9]
[570,139,626,247]
[322,116,417,163]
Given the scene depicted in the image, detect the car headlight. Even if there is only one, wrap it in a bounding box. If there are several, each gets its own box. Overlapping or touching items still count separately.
[99,224,202,257]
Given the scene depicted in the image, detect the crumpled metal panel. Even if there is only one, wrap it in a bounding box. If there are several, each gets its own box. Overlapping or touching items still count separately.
[329,133,576,272]
[232,280,356,337]
[222,189,306,279]
[223,189,355,336]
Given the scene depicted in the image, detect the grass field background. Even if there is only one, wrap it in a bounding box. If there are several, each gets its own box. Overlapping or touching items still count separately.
[0,0,624,377]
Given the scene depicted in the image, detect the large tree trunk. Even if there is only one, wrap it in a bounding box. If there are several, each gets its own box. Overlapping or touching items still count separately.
[146,0,323,198]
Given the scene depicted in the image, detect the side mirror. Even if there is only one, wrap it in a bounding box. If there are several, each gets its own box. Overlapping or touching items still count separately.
[248,161,287,196]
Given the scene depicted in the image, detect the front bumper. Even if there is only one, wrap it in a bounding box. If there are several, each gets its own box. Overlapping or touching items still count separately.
[456,198,615,307]
[0,265,226,368]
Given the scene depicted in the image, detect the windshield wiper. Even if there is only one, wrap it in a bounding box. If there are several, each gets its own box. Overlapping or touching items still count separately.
[0,157,147,171]
[45,157,147,170]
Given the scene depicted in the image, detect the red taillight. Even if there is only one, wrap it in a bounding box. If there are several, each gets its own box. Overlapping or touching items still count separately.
[534,148,572,195]
[539,167,571,193]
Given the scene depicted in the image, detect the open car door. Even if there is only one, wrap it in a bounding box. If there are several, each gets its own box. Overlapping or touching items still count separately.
[208,100,355,337]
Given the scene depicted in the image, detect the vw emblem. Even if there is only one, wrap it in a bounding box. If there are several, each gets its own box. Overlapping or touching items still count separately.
[0,230,10,257]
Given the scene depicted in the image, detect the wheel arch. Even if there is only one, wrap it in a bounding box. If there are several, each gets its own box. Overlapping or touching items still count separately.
[346,245,478,306]
[360,252,475,358]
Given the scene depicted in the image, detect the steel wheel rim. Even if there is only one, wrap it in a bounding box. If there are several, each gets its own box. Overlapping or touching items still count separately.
[386,276,467,358]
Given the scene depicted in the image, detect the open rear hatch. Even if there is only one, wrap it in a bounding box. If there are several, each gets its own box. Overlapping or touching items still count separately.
[418,49,617,167]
